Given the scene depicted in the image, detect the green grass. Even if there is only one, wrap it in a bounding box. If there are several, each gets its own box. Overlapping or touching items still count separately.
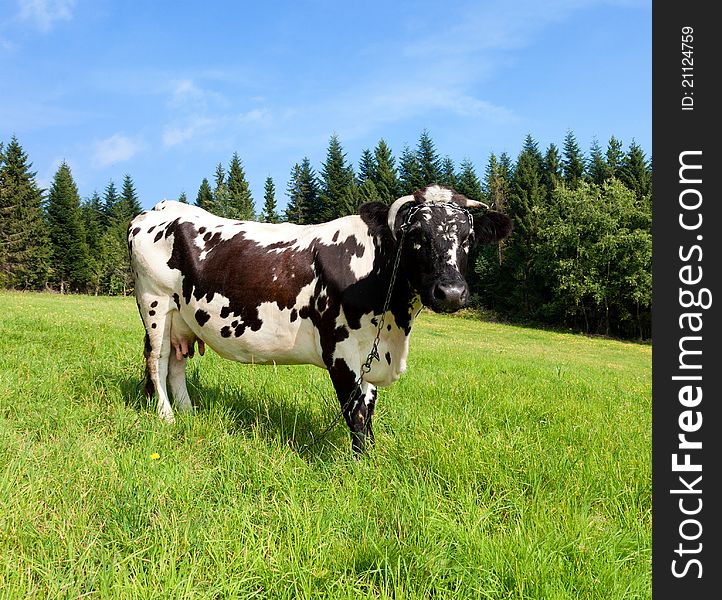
[0,292,651,599]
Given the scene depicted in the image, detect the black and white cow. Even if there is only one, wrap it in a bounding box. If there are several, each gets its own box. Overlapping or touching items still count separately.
[128,184,512,453]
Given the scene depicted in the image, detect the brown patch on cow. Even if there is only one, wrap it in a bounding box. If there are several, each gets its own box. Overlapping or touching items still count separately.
[166,221,366,336]
[385,352,391,365]
[290,309,298,322]
[172,294,180,309]
[332,231,339,242]
[153,231,163,243]
[132,227,140,236]
[148,225,156,233]
[151,300,158,308]
[149,310,155,316]
[151,323,157,329]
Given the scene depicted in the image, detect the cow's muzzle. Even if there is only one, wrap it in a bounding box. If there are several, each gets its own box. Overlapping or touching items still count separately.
[430,280,468,313]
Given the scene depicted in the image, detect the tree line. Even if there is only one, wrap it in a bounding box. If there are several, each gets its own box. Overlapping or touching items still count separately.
[0,129,651,339]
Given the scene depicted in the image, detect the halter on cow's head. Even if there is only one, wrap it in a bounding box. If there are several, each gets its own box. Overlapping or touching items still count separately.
[387,184,512,313]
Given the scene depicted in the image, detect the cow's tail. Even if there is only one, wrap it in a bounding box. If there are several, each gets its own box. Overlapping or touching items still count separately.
[143,332,155,398]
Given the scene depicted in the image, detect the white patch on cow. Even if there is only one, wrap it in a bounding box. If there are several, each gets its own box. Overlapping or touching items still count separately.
[422,185,453,204]
[330,297,421,388]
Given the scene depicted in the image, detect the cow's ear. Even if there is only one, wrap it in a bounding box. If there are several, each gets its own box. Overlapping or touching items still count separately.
[473,211,513,244]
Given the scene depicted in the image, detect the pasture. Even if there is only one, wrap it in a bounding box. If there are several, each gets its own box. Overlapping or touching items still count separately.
[0,292,651,598]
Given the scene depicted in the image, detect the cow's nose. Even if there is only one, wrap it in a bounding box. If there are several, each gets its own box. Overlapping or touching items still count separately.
[432,282,468,311]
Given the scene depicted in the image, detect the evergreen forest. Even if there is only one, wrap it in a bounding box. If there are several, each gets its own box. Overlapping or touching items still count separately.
[0,130,651,339]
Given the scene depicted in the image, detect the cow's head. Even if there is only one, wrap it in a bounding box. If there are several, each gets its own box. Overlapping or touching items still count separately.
[387,184,512,313]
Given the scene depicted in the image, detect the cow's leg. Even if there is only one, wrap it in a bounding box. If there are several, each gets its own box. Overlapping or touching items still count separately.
[140,296,175,423]
[167,313,195,414]
[328,359,375,455]
[168,353,193,414]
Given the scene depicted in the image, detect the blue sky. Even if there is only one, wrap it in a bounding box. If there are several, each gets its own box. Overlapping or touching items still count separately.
[1,0,651,212]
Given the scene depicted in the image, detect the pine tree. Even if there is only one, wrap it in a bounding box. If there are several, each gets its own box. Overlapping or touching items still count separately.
[119,174,142,224]
[81,191,105,294]
[320,135,358,221]
[482,153,509,210]
[495,139,549,316]
[261,176,279,223]
[285,160,322,224]
[358,178,381,205]
[619,140,651,200]
[439,156,457,188]
[416,130,442,186]
[299,158,323,223]
[372,139,399,204]
[285,163,304,224]
[588,138,608,185]
[178,191,188,204]
[0,136,51,289]
[46,161,90,292]
[542,143,562,191]
[226,152,255,220]
[357,149,375,185]
[562,131,585,187]
[212,162,227,215]
[456,158,482,201]
[606,136,624,179]
[398,145,422,195]
[195,178,214,211]
[102,180,120,228]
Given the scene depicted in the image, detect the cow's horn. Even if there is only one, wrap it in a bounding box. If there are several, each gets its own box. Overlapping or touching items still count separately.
[464,199,486,208]
[387,195,415,240]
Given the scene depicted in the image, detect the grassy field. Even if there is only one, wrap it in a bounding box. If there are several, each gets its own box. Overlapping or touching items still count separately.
[0,292,651,599]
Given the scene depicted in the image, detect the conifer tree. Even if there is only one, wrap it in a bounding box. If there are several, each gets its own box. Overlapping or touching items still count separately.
[440,156,457,188]
[542,143,562,191]
[320,135,358,221]
[357,149,375,185]
[372,139,399,204]
[606,136,624,179]
[81,191,105,294]
[299,158,323,223]
[196,178,214,211]
[0,136,51,289]
[261,176,279,223]
[358,178,381,205]
[416,130,442,186]
[482,153,509,210]
[398,145,422,195]
[212,162,228,215]
[588,138,608,185]
[178,191,188,204]
[285,160,322,224]
[619,140,652,200]
[496,140,548,315]
[562,131,585,187]
[456,158,482,201]
[46,161,90,292]
[285,163,304,224]
[102,180,120,228]
[119,174,142,224]
[226,152,255,220]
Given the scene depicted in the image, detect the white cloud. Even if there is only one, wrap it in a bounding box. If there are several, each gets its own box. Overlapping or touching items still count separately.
[92,134,143,168]
[17,0,76,32]
[162,117,215,148]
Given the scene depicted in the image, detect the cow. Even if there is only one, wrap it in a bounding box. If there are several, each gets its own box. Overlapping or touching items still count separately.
[127,184,512,454]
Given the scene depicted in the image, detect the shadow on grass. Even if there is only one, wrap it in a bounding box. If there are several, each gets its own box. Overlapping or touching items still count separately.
[110,368,350,461]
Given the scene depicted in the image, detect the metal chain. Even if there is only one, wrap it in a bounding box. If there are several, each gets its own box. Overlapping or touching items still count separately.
[297,202,473,454]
